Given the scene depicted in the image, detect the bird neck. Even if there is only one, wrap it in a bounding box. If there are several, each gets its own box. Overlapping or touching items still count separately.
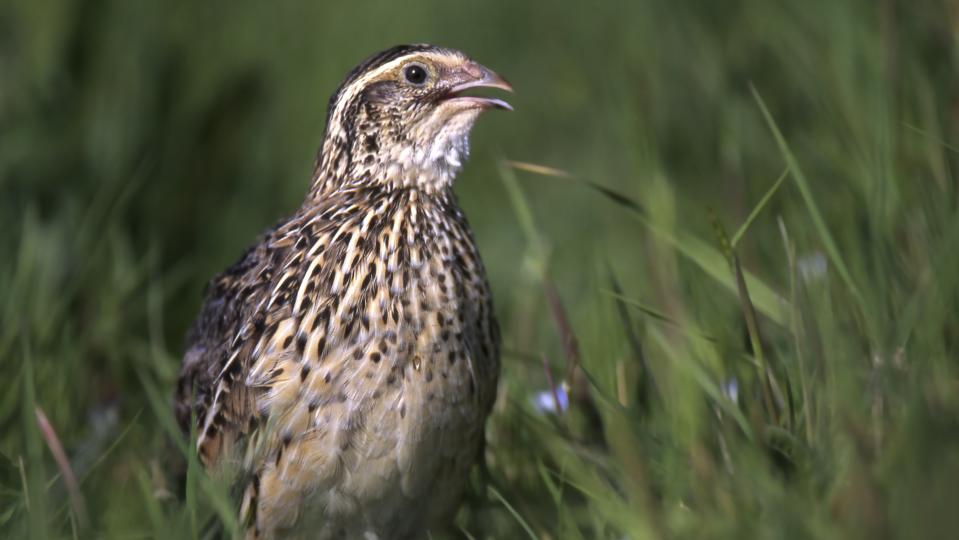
[308,105,470,199]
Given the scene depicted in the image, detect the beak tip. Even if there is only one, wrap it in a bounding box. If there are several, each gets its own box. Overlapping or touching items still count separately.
[445,61,514,110]
[468,60,513,92]
[487,71,514,93]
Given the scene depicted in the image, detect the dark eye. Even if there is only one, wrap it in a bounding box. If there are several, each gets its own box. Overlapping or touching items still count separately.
[404,64,428,85]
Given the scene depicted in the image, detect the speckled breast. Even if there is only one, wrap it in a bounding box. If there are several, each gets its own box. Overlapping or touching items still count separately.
[234,188,500,538]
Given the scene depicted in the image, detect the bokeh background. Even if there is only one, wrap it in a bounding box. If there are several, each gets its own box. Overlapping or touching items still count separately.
[3,0,959,538]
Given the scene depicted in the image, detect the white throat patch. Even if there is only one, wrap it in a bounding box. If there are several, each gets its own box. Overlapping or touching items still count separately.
[387,109,481,192]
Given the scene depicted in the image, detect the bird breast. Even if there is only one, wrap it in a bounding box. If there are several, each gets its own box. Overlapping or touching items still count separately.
[237,188,499,536]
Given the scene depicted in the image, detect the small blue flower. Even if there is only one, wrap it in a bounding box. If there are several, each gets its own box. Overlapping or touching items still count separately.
[723,378,739,404]
[532,386,569,414]
[798,252,827,283]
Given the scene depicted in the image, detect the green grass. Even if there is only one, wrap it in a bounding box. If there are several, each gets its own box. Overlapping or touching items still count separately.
[3,0,959,538]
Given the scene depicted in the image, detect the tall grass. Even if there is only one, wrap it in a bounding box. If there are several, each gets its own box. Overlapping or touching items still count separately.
[2,0,959,538]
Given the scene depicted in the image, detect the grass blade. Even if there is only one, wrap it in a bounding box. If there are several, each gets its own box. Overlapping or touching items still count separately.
[751,85,869,323]
[488,486,538,540]
[602,290,717,341]
[498,160,547,261]
[711,211,781,425]
[510,164,791,326]
[732,168,789,248]
[606,265,657,408]
[34,407,88,530]
[136,369,238,537]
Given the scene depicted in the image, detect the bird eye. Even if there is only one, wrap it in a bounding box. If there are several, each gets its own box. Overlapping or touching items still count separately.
[403,64,428,85]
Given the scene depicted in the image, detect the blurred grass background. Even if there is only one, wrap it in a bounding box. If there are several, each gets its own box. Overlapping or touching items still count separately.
[3,0,959,538]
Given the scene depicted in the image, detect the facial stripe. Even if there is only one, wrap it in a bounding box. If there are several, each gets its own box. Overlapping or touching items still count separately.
[327,44,436,118]
[328,48,466,132]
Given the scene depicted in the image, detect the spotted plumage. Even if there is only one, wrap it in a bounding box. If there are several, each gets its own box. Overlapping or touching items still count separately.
[174,45,509,539]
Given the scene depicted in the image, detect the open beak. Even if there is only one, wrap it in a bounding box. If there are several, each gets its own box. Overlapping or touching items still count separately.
[441,62,513,111]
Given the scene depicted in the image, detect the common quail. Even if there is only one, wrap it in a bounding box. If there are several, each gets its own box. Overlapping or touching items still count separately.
[174,44,510,539]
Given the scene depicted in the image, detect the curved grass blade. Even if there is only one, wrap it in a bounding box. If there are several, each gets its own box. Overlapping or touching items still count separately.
[601,290,717,342]
[488,486,538,540]
[732,168,789,248]
[750,85,870,330]
[508,162,789,326]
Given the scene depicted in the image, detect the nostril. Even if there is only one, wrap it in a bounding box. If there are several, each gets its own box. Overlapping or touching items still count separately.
[463,62,484,79]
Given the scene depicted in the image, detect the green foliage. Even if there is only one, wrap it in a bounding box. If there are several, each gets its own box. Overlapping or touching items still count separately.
[3,0,959,538]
